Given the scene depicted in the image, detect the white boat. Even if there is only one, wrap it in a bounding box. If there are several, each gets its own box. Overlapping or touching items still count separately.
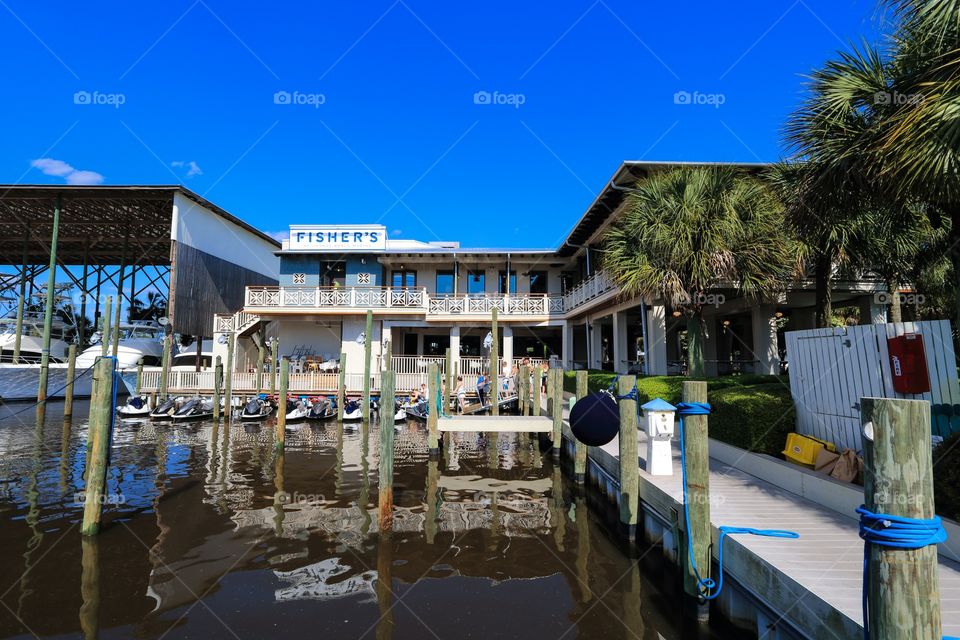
[76,321,165,369]
[285,397,311,423]
[0,285,77,363]
[172,337,213,370]
[341,398,363,422]
[0,362,98,402]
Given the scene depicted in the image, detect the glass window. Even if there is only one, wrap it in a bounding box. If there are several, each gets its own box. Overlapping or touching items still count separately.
[392,270,416,289]
[468,271,486,295]
[498,271,516,295]
[529,270,547,294]
[436,270,455,295]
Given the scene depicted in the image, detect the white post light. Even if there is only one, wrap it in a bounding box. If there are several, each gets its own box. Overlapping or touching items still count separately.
[641,398,676,476]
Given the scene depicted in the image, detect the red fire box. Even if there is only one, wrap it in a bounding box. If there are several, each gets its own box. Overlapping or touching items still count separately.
[887,333,931,394]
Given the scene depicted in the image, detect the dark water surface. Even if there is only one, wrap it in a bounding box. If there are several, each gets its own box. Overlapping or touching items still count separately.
[0,400,729,639]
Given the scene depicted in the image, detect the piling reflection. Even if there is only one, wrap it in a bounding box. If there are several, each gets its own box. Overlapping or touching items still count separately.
[0,410,717,640]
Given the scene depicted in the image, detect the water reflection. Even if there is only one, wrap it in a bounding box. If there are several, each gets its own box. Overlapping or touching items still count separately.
[0,401,725,640]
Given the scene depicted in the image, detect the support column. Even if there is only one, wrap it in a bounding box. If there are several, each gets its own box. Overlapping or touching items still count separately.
[859,295,888,325]
[561,321,573,369]
[703,315,719,377]
[589,320,603,370]
[449,325,460,372]
[750,304,780,375]
[612,311,628,374]
[502,325,514,370]
[37,195,61,406]
[646,305,668,376]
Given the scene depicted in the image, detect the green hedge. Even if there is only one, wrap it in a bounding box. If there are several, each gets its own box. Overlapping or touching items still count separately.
[934,433,960,522]
[562,370,787,404]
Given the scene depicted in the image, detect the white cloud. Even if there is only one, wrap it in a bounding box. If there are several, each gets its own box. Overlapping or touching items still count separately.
[65,170,105,185]
[172,160,203,177]
[391,229,402,236]
[265,230,289,242]
[31,158,103,184]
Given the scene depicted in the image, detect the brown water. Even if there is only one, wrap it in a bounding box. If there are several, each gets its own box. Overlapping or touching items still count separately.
[0,400,731,639]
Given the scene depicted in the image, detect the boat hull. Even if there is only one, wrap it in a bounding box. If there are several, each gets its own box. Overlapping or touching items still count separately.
[0,363,134,402]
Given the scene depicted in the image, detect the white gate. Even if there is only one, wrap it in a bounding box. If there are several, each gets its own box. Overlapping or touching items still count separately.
[785,320,960,451]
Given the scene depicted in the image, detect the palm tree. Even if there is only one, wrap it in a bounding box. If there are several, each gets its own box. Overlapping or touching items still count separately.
[602,166,794,376]
[786,0,960,331]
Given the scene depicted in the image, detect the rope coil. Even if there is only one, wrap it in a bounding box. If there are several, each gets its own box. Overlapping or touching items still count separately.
[857,505,954,640]
[676,401,799,601]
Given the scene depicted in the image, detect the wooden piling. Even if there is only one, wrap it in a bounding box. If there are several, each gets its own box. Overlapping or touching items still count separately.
[574,370,588,484]
[552,367,563,460]
[256,339,266,394]
[618,375,639,541]
[425,458,439,544]
[862,397,942,639]
[681,380,710,621]
[36,194,61,405]
[269,338,278,396]
[384,338,392,370]
[81,357,115,536]
[79,536,100,640]
[519,365,529,415]
[337,352,347,421]
[12,293,24,363]
[100,296,111,358]
[159,334,170,400]
[224,334,234,419]
[378,370,396,531]
[491,308,499,416]
[444,347,452,411]
[213,355,222,420]
[363,310,373,421]
[276,358,289,451]
[64,344,77,419]
[135,358,143,396]
[427,362,439,455]
[533,365,543,417]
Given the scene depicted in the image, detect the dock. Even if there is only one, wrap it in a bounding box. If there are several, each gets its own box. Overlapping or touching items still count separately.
[558,401,960,638]
[439,415,552,432]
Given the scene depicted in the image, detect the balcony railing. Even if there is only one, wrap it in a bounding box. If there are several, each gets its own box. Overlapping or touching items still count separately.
[562,271,616,310]
[244,286,564,316]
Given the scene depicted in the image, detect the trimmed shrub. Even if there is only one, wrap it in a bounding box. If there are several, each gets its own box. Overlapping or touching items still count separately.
[934,432,960,522]
[562,370,787,404]
[708,383,795,457]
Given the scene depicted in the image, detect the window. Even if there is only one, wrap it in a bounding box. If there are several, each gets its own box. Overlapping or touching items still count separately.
[467,271,486,295]
[529,270,547,294]
[392,270,416,289]
[436,270,455,295]
[498,270,516,295]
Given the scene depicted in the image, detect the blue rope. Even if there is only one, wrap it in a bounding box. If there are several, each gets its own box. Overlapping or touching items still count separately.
[676,401,799,601]
[607,375,639,402]
[857,505,955,640]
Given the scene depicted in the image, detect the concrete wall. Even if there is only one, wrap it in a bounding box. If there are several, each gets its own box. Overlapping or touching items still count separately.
[275,318,342,361]
[279,254,321,287]
[345,255,381,286]
[341,316,382,374]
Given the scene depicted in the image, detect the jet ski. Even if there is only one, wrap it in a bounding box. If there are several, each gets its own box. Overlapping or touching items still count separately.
[171,397,214,422]
[150,396,179,420]
[285,397,311,423]
[404,399,429,422]
[306,396,336,421]
[342,398,363,422]
[240,396,274,421]
[118,395,151,418]
[393,399,407,422]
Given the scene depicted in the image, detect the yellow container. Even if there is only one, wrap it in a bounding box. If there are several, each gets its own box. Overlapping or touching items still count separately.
[782,433,837,468]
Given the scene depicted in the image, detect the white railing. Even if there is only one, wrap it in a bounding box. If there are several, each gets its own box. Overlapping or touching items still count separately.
[562,271,616,311]
[428,294,564,316]
[390,355,447,375]
[245,286,429,310]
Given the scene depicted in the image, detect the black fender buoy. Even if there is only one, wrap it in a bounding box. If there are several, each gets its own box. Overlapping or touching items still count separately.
[569,391,620,447]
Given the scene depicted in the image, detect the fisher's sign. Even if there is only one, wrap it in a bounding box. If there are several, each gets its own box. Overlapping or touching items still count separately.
[288,225,387,252]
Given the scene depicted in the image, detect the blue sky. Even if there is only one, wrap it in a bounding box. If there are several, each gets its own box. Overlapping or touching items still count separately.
[1,0,887,249]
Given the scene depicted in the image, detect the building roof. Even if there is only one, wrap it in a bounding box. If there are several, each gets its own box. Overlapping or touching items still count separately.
[0,184,280,265]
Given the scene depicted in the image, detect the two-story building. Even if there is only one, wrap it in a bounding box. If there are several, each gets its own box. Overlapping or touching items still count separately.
[212,161,888,392]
